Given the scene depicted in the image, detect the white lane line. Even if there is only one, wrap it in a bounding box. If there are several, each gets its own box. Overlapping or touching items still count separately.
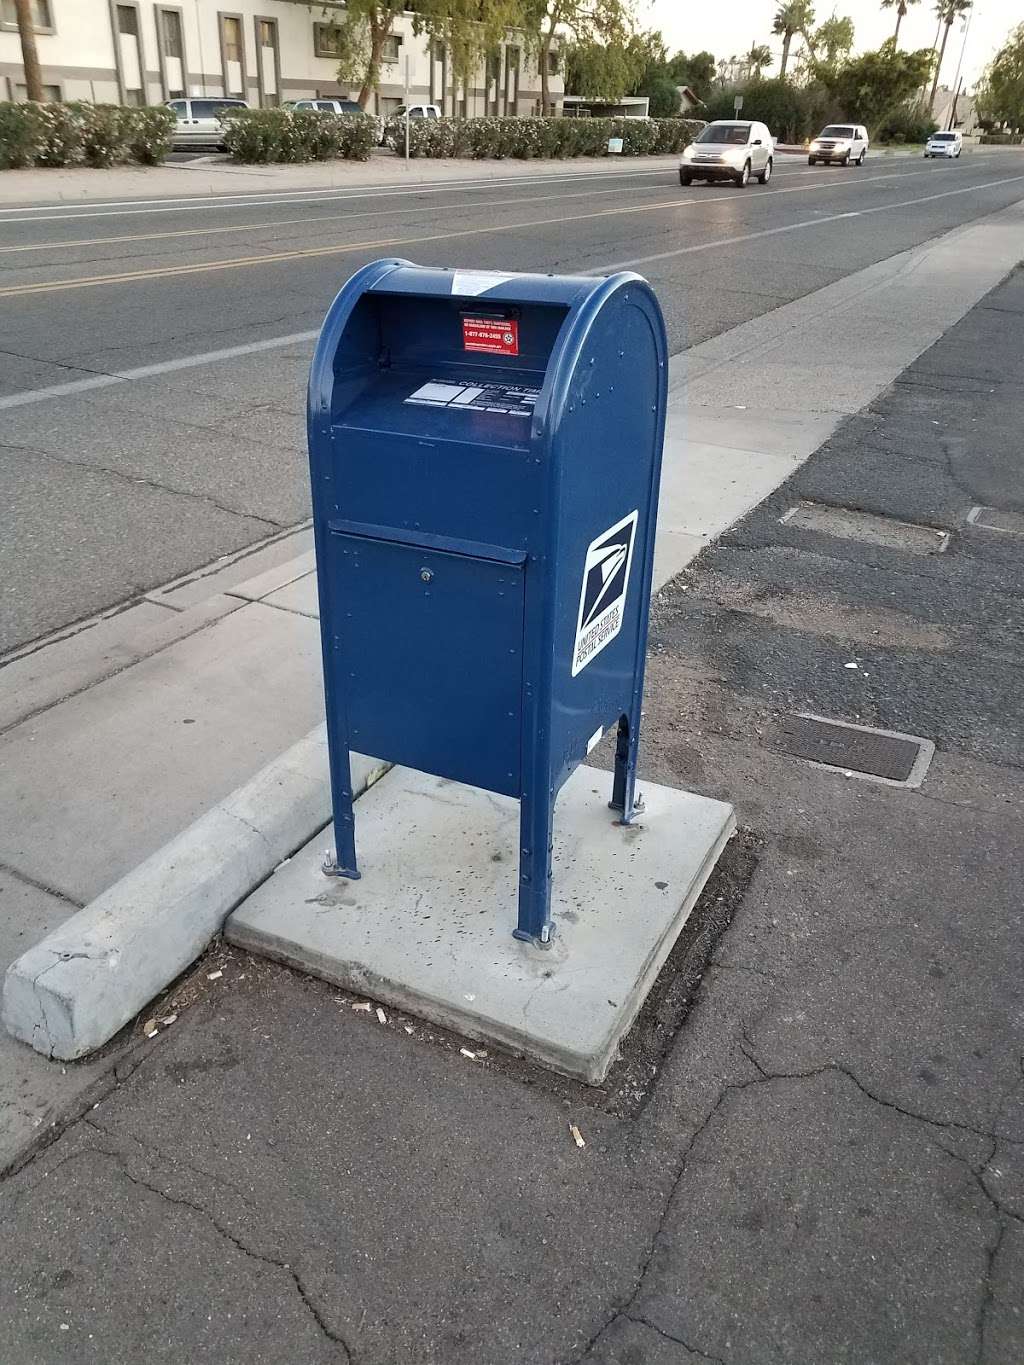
[0,330,318,412]
[0,164,709,225]
[0,168,824,256]
[0,164,974,296]
[2,169,1020,415]
[0,159,957,228]
[590,172,1024,274]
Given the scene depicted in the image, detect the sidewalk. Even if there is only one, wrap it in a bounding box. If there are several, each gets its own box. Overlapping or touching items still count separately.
[0,236,1020,1365]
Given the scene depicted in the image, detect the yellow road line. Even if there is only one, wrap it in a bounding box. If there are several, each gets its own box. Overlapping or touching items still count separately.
[0,164,998,301]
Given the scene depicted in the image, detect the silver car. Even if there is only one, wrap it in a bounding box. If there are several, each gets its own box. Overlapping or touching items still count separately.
[679,120,774,188]
[167,97,248,150]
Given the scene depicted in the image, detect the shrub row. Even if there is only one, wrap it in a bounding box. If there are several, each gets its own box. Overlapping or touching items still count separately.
[222,108,377,163]
[383,115,706,160]
[0,102,174,169]
[979,132,1023,144]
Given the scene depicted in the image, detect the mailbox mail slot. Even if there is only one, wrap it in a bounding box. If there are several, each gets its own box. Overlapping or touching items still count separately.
[308,260,668,945]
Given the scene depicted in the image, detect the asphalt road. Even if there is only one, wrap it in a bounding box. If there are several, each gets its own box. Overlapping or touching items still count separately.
[2,150,1024,651]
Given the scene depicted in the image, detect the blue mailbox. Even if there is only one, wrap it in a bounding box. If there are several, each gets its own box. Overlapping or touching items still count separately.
[308,259,667,946]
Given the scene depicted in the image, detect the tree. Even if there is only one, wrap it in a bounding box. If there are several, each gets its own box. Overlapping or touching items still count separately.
[773,0,816,79]
[928,0,971,113]
[564,37,644,101]
[880,0,920,48]
[819,39,935,133]
[813,14,854,65]
[325,0,407,109]
[13,0,44,103]
[975,23,1024,132]
[413,0,525,111]
[746,43,774,80]
[521,0,635,116]
[666,50,717,102]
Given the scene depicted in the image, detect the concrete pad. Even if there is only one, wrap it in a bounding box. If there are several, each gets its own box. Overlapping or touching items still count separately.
[226,764,735,1084]
[2,727,387,1061]
[0,602,324,904]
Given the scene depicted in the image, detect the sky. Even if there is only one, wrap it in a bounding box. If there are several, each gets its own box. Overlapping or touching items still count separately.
[646,0,1018,88]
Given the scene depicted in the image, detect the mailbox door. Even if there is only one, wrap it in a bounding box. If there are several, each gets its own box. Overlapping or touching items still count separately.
[326,531,524,797]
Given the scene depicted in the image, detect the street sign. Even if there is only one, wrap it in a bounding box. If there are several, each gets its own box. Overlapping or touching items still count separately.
[734,95,744,113]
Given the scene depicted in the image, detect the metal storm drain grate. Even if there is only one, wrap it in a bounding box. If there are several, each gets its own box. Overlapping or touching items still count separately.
[967,506,1024,536]
[780,502,951,555]
[772,713,934,787]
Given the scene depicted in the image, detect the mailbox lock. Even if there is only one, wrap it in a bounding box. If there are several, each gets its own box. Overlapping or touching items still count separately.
[419,567,433,583]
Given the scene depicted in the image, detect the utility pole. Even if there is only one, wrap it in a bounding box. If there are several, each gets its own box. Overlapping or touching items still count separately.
[14,0,44,103]
[945,6,973,131]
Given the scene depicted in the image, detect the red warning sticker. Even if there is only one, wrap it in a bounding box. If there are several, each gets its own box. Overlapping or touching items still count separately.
[462,317,519,356]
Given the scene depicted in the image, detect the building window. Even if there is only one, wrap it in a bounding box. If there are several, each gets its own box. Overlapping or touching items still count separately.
[158,7,185,98]
[116,4,139,37]
[223,16,242,65]
[547,50,559,75]
[381,34,401,63]
[160,9,183,59]
[1,0,53,31]
[15,81,61,101]
[313,21,341,59]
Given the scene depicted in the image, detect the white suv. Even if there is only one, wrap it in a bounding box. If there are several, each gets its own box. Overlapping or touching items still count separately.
[924,130,963,158]
[679,120,774,188]
[808,125,869,166]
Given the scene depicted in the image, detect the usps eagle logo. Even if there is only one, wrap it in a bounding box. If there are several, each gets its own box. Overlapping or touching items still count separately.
[571,510,639,676]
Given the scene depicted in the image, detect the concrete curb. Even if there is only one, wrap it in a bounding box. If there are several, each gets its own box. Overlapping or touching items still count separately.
[2,726,385,1060]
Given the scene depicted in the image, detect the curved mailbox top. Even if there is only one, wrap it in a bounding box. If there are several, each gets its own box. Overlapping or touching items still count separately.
[308,258,665,441]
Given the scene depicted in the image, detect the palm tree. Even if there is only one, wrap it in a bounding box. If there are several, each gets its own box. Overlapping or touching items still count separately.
[928,0,971,113]
[880,0,920,47]
[773,1,816,79]
[746,43,773,80]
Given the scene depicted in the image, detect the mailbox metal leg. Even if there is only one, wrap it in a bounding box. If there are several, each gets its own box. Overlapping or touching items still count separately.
[609,712,643,823]
[322,752,361,880]
[513,795,555,947]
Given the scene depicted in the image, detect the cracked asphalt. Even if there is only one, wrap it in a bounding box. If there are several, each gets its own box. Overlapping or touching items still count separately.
[0,248,1021,1363]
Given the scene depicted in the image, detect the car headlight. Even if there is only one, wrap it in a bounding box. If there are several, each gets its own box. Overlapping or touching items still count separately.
[681,144,695,161]
[726,146,747,162]
[810,141,821,149]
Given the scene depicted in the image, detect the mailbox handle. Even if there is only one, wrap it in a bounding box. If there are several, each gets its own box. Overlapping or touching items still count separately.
[328,519,527,567]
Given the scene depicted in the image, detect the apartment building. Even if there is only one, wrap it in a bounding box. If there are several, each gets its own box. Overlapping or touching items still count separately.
[0,0,563,115]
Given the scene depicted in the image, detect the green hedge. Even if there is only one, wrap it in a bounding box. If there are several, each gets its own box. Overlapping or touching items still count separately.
[383,115,706,159]
[980,132,1023,144]
[222,108,376,163]
[0,102,174,169]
